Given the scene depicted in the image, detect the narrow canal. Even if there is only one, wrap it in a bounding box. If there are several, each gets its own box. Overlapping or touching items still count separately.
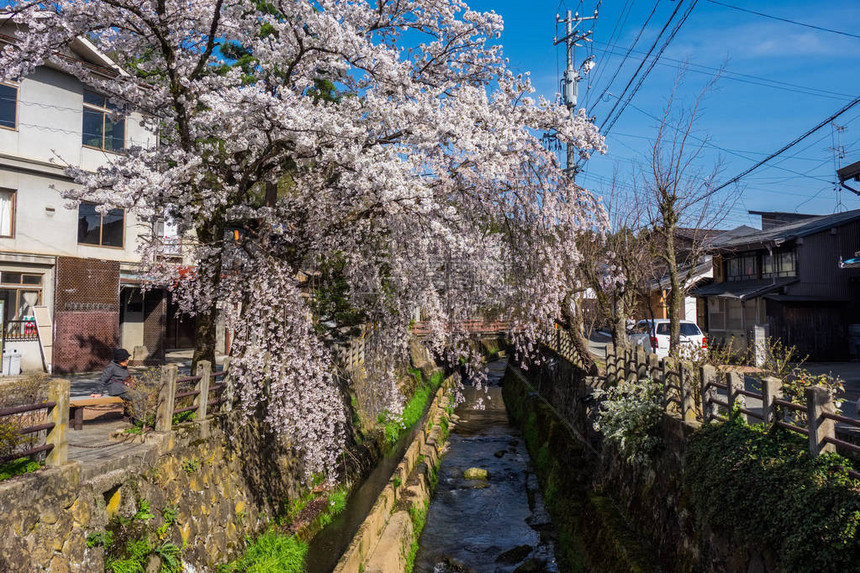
[413,359,559,572]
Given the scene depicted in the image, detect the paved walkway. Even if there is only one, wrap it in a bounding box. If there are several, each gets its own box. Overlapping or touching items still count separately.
[66,418,151,466]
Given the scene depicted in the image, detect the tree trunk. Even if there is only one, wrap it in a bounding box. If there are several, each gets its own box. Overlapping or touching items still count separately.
[191,221,224,374]
[611,295,629,352]
[192,306,217,373]
[561,293,598,375]
[665,230,682,355]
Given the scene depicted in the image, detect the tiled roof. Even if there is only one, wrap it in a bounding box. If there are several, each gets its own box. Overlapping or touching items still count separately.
[706,209,860,251]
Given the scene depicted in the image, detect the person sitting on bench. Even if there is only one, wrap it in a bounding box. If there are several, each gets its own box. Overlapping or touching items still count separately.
[90,349,134,418]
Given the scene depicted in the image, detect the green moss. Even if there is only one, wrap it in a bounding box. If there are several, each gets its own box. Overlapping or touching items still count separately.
[0,457,41,481]
[405,501,429,573]
[381,372,443,446]
[503,367,659,573]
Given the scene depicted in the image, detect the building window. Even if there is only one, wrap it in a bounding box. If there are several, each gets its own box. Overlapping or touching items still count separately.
[0,83,16,129]
[78,203,124,247]
[762,249,797,278]
[0,272,42,339]
[727,252,758,281]
[82,90,124,151]
[0,189,14,237]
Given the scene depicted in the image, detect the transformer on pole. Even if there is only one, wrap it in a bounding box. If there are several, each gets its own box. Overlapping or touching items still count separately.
[554,8,597,178]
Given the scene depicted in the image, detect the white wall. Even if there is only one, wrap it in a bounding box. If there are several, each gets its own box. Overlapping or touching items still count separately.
[0,65,154,262]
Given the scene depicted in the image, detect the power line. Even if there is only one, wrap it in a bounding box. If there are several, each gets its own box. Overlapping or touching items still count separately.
[584,0,639,110]
[713,95,860,192]
[604,93,834,184]
[588,1,662,115]
[596,0,688,136]
[600,0,700,138]
[589,41,856,102]
[705,0,860,41]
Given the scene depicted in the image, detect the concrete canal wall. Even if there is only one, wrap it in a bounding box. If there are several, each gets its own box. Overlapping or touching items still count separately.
[334,375,456,573]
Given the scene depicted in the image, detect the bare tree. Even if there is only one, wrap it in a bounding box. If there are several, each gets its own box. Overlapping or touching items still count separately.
[578,176,654,352]
[638,74,738,355]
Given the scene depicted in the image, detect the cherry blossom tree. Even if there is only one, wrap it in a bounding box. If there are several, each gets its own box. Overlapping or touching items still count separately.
[1,0,604,476]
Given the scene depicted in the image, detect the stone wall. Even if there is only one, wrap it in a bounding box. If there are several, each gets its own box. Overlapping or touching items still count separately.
[0,414,304,572]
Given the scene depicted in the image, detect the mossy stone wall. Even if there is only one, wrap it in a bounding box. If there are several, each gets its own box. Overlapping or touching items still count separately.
[0,414,304,572]
[505,359,778,573]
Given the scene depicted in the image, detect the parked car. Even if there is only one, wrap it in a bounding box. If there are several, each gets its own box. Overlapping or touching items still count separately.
[628,319,706,359]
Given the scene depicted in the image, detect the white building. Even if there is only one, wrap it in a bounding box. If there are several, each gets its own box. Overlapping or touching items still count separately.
[0,22,193,372]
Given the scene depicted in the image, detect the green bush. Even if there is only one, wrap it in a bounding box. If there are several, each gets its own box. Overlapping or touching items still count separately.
[381,370,443,445]
[593,377,664,463]
[685,419,860,572]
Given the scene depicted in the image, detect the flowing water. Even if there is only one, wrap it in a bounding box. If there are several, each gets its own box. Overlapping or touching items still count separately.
[413,359,559,573]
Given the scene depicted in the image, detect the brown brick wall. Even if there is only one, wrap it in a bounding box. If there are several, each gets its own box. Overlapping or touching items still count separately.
[53,257,120,373]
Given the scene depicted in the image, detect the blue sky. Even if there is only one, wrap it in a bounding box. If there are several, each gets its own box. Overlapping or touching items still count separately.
[467,0,860,228]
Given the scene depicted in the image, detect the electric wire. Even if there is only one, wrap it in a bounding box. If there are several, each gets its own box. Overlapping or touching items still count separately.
[583,0,635,110]
[595,0,688,137]
[588,0,662,116]
[600,0,700,138]
[705,0,860,41]
[589,41,856,102]
[713,95,860,192]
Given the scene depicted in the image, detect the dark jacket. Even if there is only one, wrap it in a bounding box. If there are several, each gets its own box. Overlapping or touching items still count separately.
[99,361,130,396]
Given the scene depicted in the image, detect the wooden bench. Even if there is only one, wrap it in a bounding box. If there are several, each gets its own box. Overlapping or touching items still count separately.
[69,396,124,430]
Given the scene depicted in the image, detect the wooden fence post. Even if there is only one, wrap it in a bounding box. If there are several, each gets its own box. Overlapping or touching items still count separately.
[156,364,178,433]
[636,348,647,380]
[680,362,697,422]
[727,371,746,423]
[648,353,659,382]
[661,357,674,414]
[700,365,717,423]
[626,349,635,381]
[761,376,783,426]
[45,378,69,466]
[605,344,615,386]
[194,360,212,421]
[806,386,836,456]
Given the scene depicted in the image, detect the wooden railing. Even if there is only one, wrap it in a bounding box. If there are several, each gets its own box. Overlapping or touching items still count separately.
[0,379,68,467]
[158,359,232,432]
[543,330,860,479]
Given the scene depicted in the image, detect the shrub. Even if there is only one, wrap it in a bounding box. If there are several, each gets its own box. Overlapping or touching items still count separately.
[124,368,162,428]
[593,377,664,464]
[0,373,49,407]
[685,420,860,572]
[0,374,50,461]
[0,457,40,481]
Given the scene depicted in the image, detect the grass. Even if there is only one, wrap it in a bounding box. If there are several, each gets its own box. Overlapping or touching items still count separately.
[383,371,444,446]
[220,530,307,573]
[0,457,41,481]
[405,501,429,573]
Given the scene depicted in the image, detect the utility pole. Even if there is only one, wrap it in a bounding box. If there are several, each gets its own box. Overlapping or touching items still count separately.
[554,7,597,179]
